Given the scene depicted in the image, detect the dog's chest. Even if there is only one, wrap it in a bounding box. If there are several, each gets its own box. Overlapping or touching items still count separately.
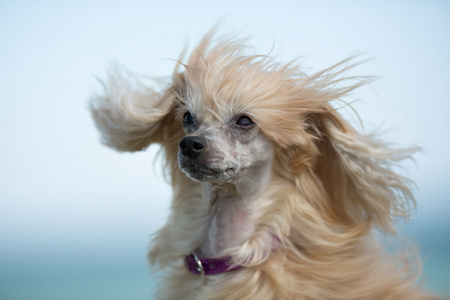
[200,198,252,257]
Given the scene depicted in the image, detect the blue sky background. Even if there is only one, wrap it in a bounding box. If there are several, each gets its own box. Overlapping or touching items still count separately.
[1,1,449,299]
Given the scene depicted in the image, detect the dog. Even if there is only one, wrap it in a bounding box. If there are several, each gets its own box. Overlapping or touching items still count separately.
[90,31,437,299]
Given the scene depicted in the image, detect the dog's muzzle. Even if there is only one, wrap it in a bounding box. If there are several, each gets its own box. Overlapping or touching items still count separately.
[178,135,236,182]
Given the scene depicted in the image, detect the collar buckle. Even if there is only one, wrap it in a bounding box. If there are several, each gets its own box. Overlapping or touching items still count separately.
[192,251,204,275]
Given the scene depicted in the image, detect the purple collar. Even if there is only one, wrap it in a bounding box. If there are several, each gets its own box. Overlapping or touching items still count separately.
[185,251,242,275]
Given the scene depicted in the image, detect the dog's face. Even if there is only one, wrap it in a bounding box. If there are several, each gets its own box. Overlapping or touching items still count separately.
[177,110,274,184]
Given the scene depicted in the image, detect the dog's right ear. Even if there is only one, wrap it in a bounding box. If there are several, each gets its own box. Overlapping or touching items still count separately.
[90,68,179,152]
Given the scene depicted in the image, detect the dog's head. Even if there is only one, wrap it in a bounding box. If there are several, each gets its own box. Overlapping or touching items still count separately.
[171,34,336,186]
[91,32,416,234]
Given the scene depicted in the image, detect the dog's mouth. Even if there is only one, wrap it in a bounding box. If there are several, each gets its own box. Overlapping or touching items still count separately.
[179,162,237,183]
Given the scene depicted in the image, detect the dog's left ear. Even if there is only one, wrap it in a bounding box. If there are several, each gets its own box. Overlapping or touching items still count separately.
[90,69,179,152]
[312,109,417,233]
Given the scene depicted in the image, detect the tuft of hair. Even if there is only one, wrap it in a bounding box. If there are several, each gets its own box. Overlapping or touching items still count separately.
[90,66,177,152]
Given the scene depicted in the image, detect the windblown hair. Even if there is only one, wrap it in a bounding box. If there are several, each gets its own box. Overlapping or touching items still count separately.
[90,31,437,299]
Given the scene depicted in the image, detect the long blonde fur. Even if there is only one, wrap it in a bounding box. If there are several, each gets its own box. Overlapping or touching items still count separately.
[90,31,437,299]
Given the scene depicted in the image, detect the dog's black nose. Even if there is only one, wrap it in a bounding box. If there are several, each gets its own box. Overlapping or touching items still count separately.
[179,136,206,157]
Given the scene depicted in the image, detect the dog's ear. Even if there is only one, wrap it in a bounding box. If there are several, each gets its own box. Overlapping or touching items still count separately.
[90,69,179,152]
[312,109,417,233]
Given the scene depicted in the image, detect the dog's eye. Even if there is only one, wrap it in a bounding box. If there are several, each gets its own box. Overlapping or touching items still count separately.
[236,116,254,127]
[183,112,195,126]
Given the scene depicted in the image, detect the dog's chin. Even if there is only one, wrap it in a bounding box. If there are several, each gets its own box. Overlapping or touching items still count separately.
[180,163,237,183]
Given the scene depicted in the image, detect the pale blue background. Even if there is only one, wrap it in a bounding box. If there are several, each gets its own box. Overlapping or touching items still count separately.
[1,1,449,299]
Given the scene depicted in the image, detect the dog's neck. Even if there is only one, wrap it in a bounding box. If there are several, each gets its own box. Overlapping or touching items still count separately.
[198,162,273,258]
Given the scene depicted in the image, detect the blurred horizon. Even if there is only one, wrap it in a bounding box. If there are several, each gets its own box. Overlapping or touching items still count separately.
[1,1,449,299]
